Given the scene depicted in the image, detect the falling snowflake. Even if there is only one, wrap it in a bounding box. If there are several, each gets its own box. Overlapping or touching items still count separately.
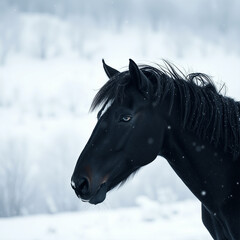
[201,191,206,196]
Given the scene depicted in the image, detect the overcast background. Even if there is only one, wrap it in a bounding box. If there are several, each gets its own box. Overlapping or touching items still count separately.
[0,0,240,239]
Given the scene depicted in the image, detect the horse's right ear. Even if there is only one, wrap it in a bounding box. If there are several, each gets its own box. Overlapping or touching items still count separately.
[102,59,119,78]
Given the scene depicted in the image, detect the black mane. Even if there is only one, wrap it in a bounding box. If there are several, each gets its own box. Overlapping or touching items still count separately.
[91,61,240,159]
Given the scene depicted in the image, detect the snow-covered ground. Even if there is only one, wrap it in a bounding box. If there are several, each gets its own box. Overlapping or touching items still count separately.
[0,199,211,240]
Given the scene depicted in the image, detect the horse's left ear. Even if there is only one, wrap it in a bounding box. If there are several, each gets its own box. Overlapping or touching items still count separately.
[129,59,149,94]
[102,59,119,78]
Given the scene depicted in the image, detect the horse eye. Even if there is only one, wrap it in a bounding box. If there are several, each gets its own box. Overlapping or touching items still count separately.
[121,116,132,122]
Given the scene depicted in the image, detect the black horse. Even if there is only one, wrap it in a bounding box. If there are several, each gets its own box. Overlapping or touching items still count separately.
[71,59,240,240]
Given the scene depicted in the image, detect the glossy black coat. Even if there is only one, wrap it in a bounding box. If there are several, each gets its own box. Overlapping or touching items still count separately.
[71,60,240,240]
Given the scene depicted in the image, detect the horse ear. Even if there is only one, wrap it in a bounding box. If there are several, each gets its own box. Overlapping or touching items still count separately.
[102,59,119,78]
[129,59,149,93]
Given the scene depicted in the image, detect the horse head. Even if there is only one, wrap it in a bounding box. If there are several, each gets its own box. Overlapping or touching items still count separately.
[71,60,167,204]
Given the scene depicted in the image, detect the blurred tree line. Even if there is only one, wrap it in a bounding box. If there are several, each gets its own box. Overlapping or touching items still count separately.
[0,0,240,217]
[1,0,240,64]
[1,0,240,32]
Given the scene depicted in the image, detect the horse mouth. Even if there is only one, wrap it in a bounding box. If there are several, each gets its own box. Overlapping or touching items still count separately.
[88,182,108,205]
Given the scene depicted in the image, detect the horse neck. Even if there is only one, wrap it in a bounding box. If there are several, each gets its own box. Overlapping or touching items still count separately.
[158,105,235,212]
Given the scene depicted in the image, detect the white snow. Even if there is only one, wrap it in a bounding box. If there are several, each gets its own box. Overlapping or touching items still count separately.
[0,199,211,240]
[201,191,207,196]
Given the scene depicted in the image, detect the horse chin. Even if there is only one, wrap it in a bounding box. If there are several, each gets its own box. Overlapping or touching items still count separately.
[89,183,107,205]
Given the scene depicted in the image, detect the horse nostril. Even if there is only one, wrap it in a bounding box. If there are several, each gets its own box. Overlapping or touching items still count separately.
[79,177,89,195]
[72,177,90,197]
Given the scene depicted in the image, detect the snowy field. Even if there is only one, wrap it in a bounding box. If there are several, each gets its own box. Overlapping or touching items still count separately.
[0,199,211,240]
[1,8,240,240]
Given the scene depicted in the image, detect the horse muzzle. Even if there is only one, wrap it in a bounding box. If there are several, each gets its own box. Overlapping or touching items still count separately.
[71,176,108,205]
